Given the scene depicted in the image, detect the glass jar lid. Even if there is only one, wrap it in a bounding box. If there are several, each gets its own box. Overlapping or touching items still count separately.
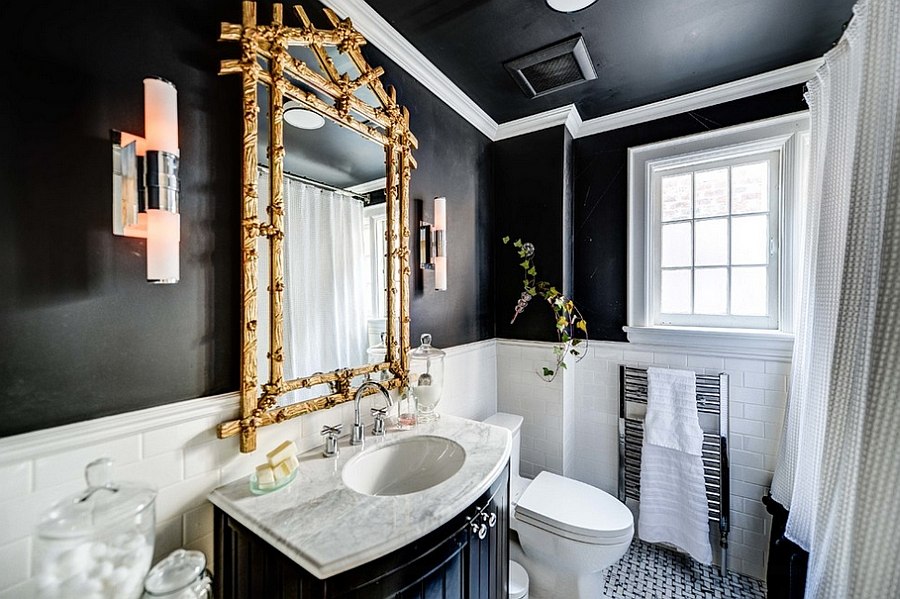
[143,549,207,595]
[409,333,446,359]
[36,457,157,540]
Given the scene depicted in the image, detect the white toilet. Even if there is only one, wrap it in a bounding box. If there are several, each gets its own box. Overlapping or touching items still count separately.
[485,412,634,599]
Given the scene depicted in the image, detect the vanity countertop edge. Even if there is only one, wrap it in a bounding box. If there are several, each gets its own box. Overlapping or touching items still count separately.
[208,415,512,579]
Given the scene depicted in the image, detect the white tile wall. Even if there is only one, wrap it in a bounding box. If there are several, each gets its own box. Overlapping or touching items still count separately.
[0,339,497,598]
[497,338,790,581]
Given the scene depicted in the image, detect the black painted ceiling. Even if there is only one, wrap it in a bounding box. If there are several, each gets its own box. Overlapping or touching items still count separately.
[364,0,856,123]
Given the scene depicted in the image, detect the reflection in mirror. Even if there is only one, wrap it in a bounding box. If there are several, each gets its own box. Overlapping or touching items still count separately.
[257,102,389,406]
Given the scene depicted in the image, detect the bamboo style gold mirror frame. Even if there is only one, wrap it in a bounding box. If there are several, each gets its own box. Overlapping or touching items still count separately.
[217,2,416,452]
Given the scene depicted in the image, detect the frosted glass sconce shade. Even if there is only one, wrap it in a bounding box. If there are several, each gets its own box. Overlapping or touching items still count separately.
[112,77,180,283]
[433,197,447,291]
[419,197,448,291]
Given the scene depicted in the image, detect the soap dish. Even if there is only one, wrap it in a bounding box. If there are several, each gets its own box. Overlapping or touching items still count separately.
[249,468,298,495]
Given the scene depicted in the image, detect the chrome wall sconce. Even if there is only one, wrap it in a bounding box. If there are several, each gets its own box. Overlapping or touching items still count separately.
[419,196,447,291]
[111,77,180,284]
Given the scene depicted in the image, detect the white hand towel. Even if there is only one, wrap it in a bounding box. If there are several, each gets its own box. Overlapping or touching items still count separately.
[643,367,703,455]
[639,367,712,565]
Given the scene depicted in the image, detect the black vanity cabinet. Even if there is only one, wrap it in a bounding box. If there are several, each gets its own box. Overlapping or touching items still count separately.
[214,465,509,598]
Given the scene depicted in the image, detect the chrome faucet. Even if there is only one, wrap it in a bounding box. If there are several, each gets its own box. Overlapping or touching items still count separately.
[352,381,392,445]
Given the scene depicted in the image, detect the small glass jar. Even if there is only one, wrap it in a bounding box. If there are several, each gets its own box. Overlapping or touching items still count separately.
[35,458,157,599]
[409,333,445,423]
[142,549,212,599]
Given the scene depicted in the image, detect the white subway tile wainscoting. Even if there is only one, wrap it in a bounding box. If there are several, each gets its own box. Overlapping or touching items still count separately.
[1,334,784,595]
[0,339,496,598]
[497,337,789,581]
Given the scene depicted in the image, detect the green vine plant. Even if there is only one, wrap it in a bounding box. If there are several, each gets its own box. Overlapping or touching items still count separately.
[502,236,588,382]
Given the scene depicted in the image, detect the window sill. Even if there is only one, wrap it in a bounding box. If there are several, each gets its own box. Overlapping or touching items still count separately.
[623,325,794,360]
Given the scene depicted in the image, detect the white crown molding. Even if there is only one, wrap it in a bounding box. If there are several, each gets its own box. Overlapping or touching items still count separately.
[494,104,581,141]
[320,0,498,140]
[575,58,823,138]
[346,177,386,194]
[315,0,822,143]
[0,391,240,465]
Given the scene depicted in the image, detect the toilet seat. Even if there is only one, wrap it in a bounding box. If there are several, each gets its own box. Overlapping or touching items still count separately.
[514,471,633,546]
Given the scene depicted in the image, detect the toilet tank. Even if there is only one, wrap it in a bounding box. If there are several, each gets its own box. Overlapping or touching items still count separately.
[484,412,524,486]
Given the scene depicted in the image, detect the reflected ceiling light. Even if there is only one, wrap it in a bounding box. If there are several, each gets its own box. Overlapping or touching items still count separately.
[546,0,597,12]
[284,101,326,129]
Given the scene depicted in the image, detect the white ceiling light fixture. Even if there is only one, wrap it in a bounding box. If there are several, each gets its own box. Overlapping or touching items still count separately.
[546,0,598,13]
[283,101,326,129]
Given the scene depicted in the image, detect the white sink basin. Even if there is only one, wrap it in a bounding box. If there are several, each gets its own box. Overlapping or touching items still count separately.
[342,435,466,496]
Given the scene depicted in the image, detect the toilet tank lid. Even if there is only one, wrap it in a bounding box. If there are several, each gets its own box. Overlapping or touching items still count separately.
[483,412,524,435]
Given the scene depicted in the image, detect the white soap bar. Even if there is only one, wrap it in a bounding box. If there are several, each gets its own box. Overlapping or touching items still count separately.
[267,440,298,467]
[273,455,300,481]
[256,464,276,489]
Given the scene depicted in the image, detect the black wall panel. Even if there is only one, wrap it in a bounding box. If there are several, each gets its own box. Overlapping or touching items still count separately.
[0,1,493,436]
[493,127,568,342]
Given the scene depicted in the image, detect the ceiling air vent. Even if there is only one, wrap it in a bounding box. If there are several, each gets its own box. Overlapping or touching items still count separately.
[504,35,597,98]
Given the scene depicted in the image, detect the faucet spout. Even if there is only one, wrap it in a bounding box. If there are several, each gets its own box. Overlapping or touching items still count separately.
[351,381,391,446]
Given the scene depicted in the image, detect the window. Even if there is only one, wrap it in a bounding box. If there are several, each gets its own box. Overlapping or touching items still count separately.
[627,113,808,352]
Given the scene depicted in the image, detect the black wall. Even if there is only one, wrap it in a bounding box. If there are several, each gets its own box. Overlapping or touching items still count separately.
[493,127,569,342]
[572,86,809,341]
[367,46,495,350]
[0,1,493,436]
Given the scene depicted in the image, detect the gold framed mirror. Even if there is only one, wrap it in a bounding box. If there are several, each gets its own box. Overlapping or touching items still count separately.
[217,2,417,452]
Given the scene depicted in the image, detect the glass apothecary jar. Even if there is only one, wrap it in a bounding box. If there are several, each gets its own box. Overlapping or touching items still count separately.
[142,549,212,599]
[409,333,445,422]
[35,458,156,599]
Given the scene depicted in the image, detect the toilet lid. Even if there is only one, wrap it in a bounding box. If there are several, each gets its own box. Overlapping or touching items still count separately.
[514,471,633,543]
[508,560,529,599]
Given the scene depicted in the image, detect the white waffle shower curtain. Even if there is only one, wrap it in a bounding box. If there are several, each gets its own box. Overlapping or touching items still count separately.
[770,0,900,596]
[280,177,368,403]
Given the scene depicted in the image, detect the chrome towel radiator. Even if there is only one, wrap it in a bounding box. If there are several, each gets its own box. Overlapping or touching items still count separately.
[617,365,731,575]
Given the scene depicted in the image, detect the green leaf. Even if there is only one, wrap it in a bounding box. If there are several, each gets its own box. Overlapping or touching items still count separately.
[502,236,510,244]
[576,320,587,332]
[520,260,530,269]
[559,361,567,370]
[542,367,554,377]
[571,349,581,356]
[527,267,537,276]
[513,239,523,248]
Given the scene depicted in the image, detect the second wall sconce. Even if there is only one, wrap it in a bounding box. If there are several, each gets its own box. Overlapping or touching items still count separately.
[111,77,180,284]
[419,196,447,291]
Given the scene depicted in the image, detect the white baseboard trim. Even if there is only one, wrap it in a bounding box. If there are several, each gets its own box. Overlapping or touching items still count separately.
[0,392,240,465]
[0,341,499,466]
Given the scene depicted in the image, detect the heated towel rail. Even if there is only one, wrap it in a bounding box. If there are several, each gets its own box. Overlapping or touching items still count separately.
[617,365,730,575]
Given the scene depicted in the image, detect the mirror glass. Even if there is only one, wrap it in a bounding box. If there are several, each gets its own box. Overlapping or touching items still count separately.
[256,81,390,405]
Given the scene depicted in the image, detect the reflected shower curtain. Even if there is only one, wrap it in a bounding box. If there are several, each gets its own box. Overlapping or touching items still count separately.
[282,179,368,403]
[770,0,900,596]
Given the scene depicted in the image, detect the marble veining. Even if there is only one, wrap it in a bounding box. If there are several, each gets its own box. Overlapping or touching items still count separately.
[208,415,511,579]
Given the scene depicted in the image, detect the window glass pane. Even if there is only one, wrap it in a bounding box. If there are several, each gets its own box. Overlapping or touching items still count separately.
[661,222,692,267]
[661,269,692,314]
[694,168,729,218]
[731,266,768,315]
[731,161,768,214]
[732,214,769,265]
[694,268,728,315]
[694,218,728,266]
[661,173,692,222]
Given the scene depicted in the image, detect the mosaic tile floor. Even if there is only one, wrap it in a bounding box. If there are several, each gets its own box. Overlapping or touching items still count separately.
[602,540,767,599]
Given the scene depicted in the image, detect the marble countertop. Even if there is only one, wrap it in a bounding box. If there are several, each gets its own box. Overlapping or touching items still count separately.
[208,415,511,579]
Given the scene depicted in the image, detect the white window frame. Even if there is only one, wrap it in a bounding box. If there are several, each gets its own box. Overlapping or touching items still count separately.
[626,112,809,357]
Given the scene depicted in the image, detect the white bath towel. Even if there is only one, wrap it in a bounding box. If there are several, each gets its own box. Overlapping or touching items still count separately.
[638,367,712,565]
